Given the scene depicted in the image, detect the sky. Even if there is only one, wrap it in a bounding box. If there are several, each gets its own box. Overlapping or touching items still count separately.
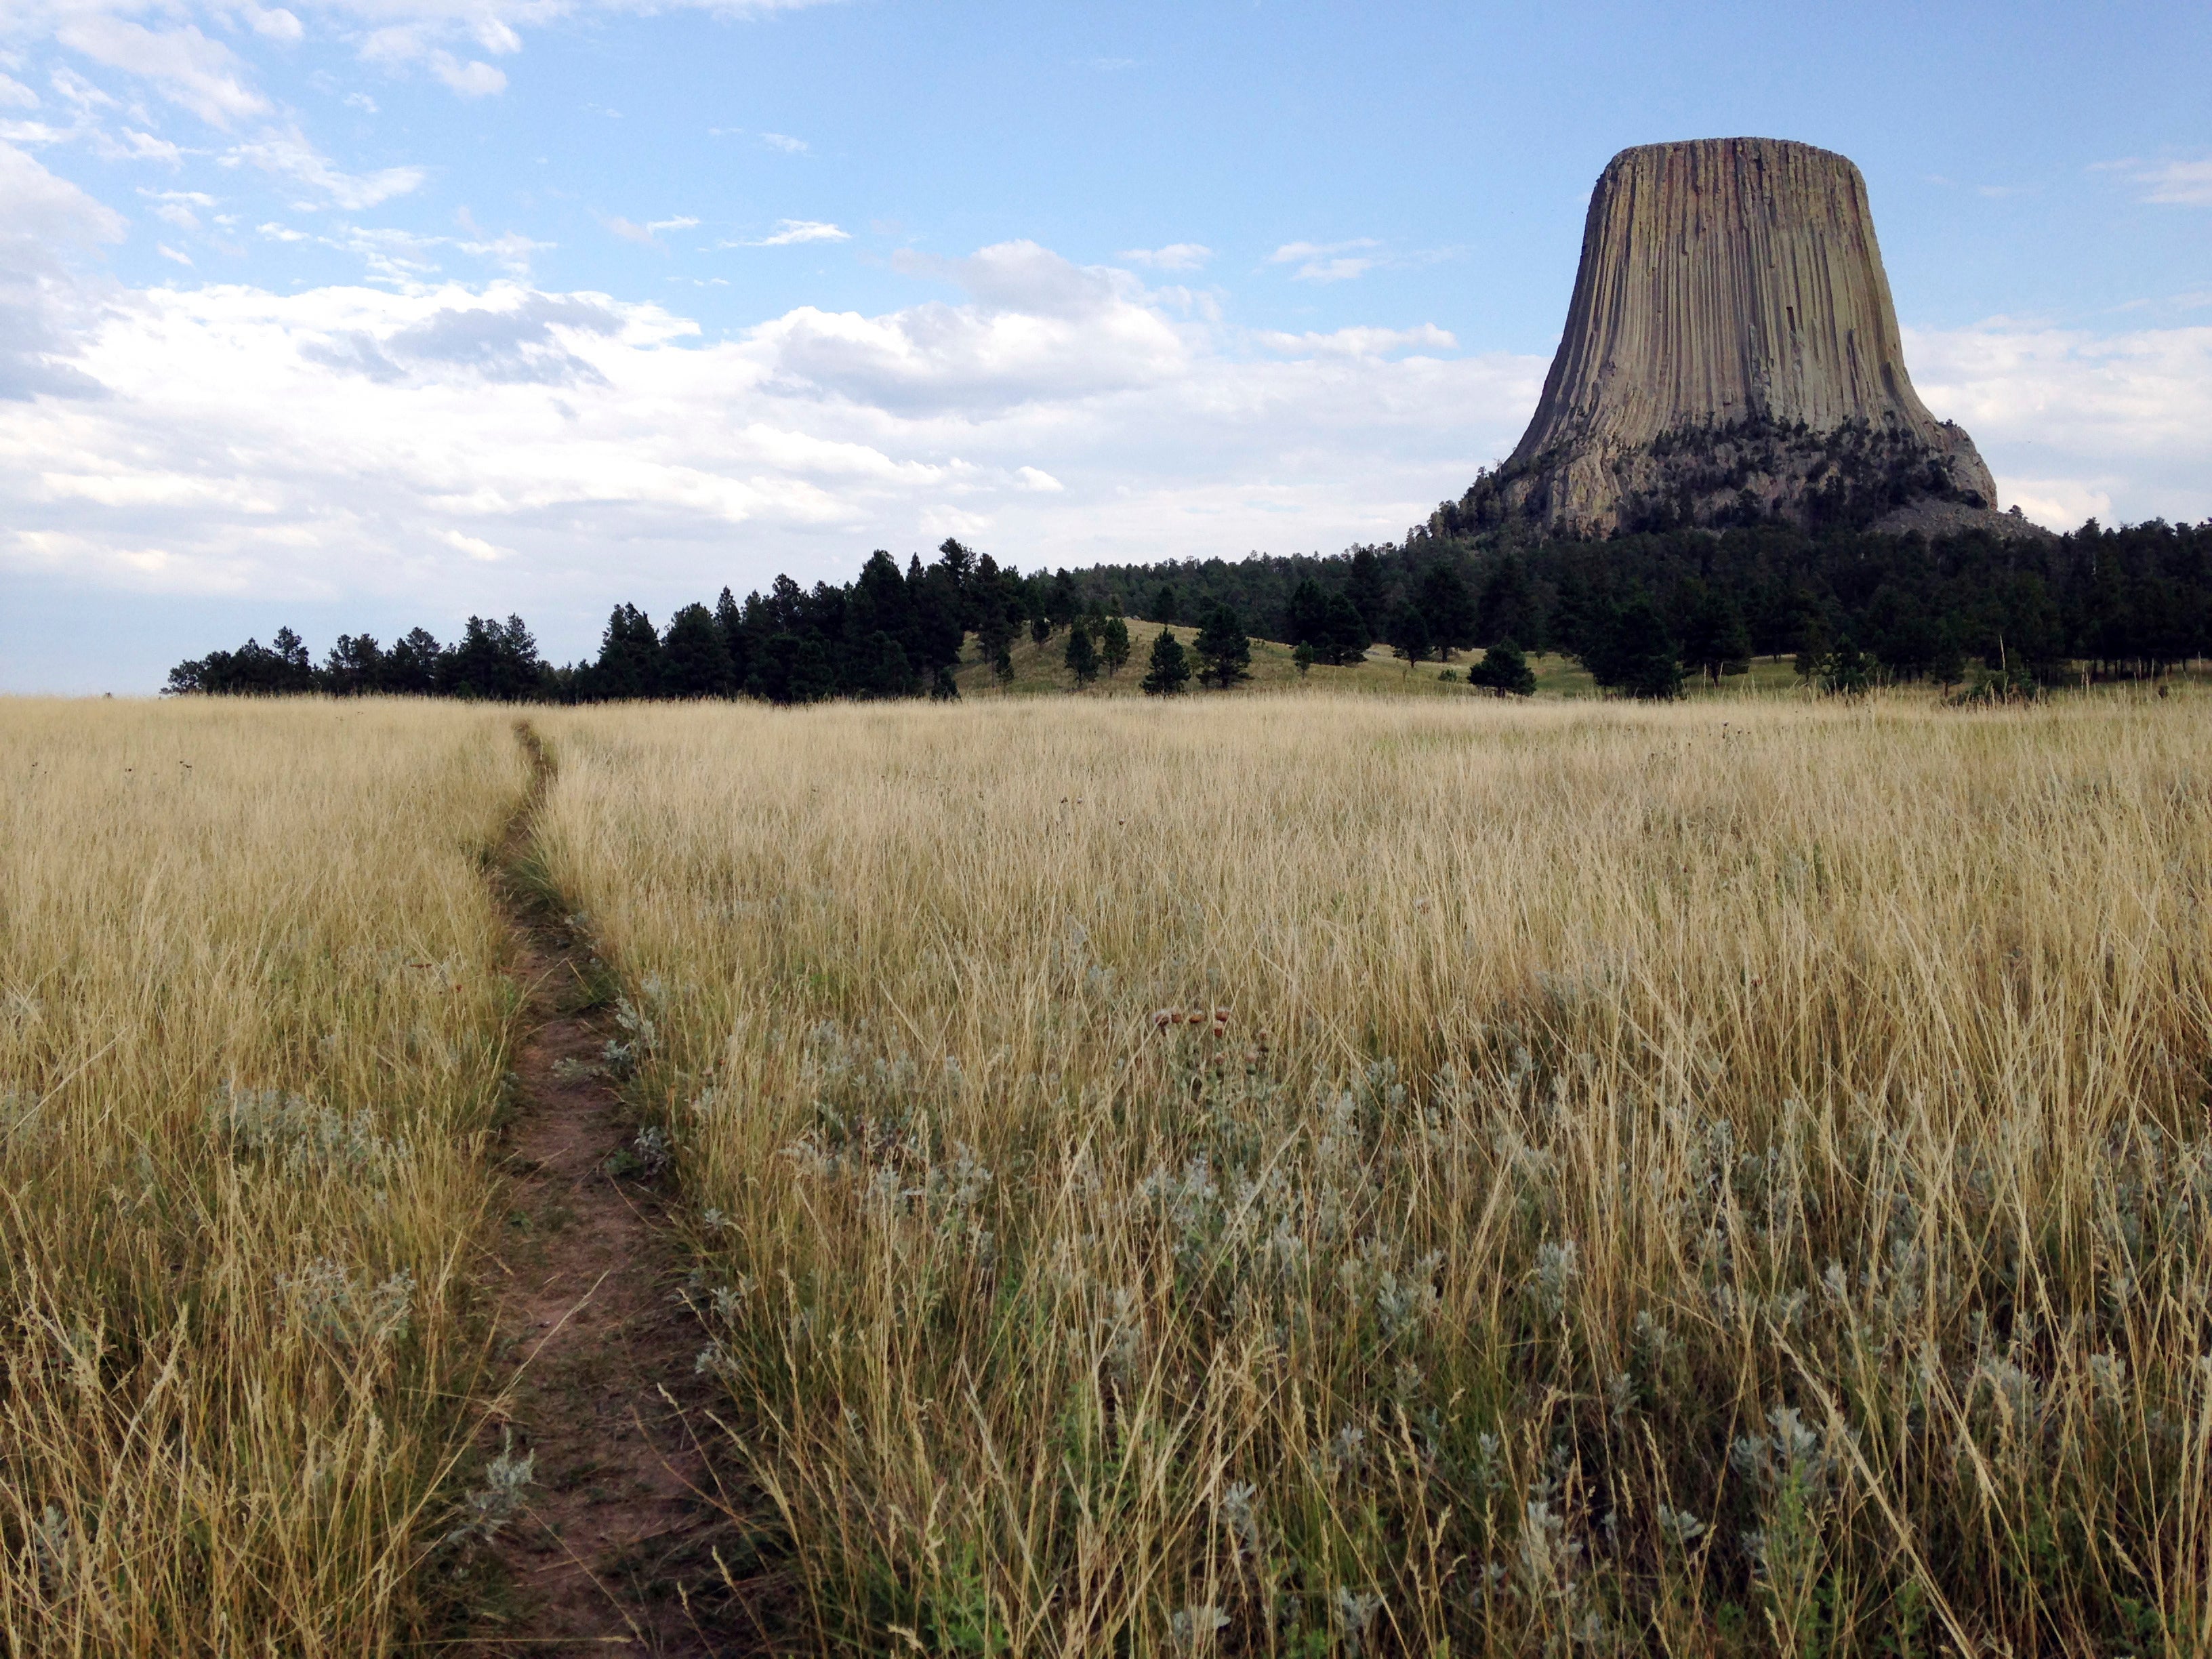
[1,0,2208,693]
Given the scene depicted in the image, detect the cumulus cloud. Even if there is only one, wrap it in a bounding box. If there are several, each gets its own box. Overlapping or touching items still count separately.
[759,131,806,153]
[0,140,125,399]
[1907,319,2212,527]
[0,245,1541,655]
[609,213,699,245]
[1119,243,1211,271]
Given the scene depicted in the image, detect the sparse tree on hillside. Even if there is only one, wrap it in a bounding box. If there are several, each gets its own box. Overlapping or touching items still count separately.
[1099,615,1131,676]
[1293,641,1315,676]
[1321,590,1369,665]
[1065,619,1100,686]
[1192,604,1251,689]
[1388,603,1432,668]
[1469,638,1536,696]
[1141,628,1191,695]
[1151,583,1179,624]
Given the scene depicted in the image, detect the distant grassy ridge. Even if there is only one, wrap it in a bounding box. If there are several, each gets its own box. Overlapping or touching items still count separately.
[953,618,1823,699]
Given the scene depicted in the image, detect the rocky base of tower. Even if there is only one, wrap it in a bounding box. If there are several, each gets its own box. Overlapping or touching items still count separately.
[1440,415,2045,541]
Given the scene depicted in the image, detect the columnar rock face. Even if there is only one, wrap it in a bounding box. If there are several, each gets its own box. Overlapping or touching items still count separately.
[1452,138,2020,538]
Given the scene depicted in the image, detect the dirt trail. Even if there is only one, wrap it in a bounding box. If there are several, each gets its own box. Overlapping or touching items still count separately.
[467,726,747,1654]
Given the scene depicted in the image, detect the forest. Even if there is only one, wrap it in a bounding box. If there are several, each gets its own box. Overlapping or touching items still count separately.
[165,514,2212,702]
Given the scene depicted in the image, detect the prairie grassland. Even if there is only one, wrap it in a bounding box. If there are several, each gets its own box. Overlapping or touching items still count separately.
[0,698,527,1654]
[536,690,2212,1658]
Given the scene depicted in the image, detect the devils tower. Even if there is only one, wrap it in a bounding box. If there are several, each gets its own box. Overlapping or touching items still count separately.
[1450,138,2028,539]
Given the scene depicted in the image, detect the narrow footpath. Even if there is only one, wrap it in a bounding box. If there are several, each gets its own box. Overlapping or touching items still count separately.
[468,726,748,1655]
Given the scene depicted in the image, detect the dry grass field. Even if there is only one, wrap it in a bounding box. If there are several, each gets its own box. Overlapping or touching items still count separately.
[9,687,2212,1656]
[0,699,527,1653]
[531,689,2212,1658]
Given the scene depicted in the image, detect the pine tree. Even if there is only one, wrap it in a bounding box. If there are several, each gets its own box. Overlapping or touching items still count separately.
[1141,628,1191,695]
[1387,603,1431,668]
[1292,642,1315,676]
[661,602,736,697]
[1592,596,1682,700]
[1065,619,1100,686]
[1321,590,1368,665]
[1191,604,1251,689]
[1099,615,1132,676]
[1469,638,1536,696]
[1286,577,1328,647]
[1417,563,1477,653]
[592,604,663,699]
[1679,580,1752,682]
[1152,583,1178,623]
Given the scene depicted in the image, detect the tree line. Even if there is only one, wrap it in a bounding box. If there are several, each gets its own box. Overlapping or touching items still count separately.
[168,514,2212,703]
[165,540,1261,705]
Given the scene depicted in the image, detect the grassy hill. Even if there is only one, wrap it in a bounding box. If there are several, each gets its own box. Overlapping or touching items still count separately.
[952,617,1809,699]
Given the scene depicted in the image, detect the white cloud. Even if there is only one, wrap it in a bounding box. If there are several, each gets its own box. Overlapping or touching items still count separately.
[0,76,39,110]
[427,52,505,97]
[0,248,1542,653]
[2131,158,2212,207]
[245,5,305,43]
[155,201,200,228]
[740,218,848,247]
[226,129,425,209]
[344,91,377,112]
[1118,243,1211,271]
[157,242,193,264]
[1256,324,1456,357]
[608,214,696,246]
[1267,238,1382,283]
[54,16,265,127]
[1906,319,2212,527]
[760,131,806,153]
[442,527,510,561]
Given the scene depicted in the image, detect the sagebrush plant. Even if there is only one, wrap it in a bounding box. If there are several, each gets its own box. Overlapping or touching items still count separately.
[533,689,2212,1657]
[0,697,529,1654]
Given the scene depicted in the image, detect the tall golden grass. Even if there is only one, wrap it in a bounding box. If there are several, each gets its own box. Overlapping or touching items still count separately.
[0,698,527,1654]
[534,690,2212,1657]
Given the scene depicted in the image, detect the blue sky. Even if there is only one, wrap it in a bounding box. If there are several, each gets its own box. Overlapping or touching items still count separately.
[3,0,2209,691]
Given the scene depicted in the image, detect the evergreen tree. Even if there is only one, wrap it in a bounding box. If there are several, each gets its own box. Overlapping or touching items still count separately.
[1320,590,1368,664]
[1820,634,1877,696]
[1286,577,1329,648]
[1476,560,1538,648]
[1417,562,1477,653]
[1346,546,1389,638]
[323,634,385,695]
[1099,615,1132,676]
[1587,596,1681,700]
[1191,604,1251,689]
[1292,642,1315,676]
[592,604,663,699]
[1469,638,1536,696]
[661,602,737,697]
[1152,583,1179,624]
[1065,618,1100,685]
[1678,581,1753,682]
[1793,612,1832,683]
[714,586,749,689]
[387,628,444,694]
[1387,602,1432,667]
[1141,628,1191,695]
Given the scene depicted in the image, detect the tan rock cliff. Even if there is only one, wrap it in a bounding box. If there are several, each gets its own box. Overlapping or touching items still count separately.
[1454,138,2024,538]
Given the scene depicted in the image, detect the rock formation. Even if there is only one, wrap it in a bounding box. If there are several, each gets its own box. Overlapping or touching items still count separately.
[1447,138,2034,539]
